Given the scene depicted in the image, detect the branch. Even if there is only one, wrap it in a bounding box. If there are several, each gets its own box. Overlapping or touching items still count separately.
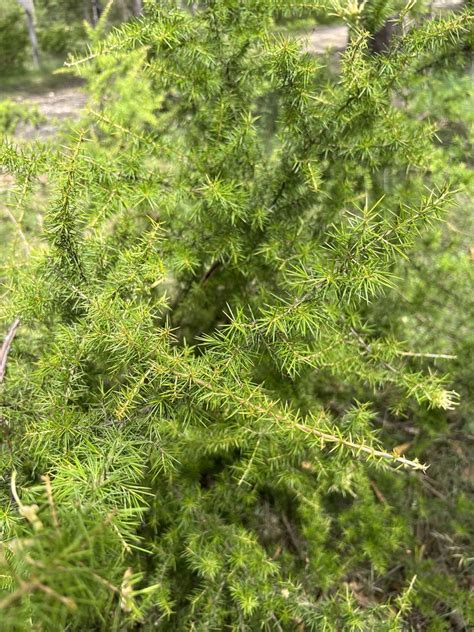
[397,351,457,360]
[294,421,428,471]
[181,369,428,472]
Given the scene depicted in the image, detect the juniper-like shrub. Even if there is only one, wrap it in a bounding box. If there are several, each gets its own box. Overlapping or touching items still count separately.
[0,1,472,629]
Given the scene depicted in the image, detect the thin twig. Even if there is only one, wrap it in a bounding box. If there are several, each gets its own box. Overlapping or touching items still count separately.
[369,479,388,504]
[201,260,222,285]
[294,421,428,471]
[41,475,59,529]
[237,438,261,486]
[11,470,43,531]
[397,351,457,360]
[2,207,30,254]
[0,319,20,384]
[281,513,306,560]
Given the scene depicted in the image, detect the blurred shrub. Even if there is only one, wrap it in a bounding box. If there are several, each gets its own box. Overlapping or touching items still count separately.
[0,2,29,72]
[38,22,87,56]
[0,100,44,134]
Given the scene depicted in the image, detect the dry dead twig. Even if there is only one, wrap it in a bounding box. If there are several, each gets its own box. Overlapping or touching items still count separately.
[0,319,20,384]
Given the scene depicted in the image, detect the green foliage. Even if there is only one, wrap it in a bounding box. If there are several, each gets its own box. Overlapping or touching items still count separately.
[38,22,87,57]
[0,0,140,71]
[0,101,44,135]
[34,0,88,57]
[0,1,29,71]
[0,1,472,629]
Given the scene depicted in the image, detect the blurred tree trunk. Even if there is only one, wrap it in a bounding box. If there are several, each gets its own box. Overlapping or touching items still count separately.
[91,0,102,26]
[369,1,467,53]
[16,0,40,67]
[369,18,399,54]
[133,0,143,16]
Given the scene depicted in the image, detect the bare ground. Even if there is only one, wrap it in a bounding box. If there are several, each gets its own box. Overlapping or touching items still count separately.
[12,87,87,140]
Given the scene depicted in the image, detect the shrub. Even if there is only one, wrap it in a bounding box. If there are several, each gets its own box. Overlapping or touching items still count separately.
[0,100,44,135]
[0,2,29,72]
[0,1,472,629]
[37,22,87,57]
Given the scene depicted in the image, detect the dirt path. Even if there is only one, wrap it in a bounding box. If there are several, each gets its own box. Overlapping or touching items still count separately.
[304,24,349,54]
[13,86,87,140]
